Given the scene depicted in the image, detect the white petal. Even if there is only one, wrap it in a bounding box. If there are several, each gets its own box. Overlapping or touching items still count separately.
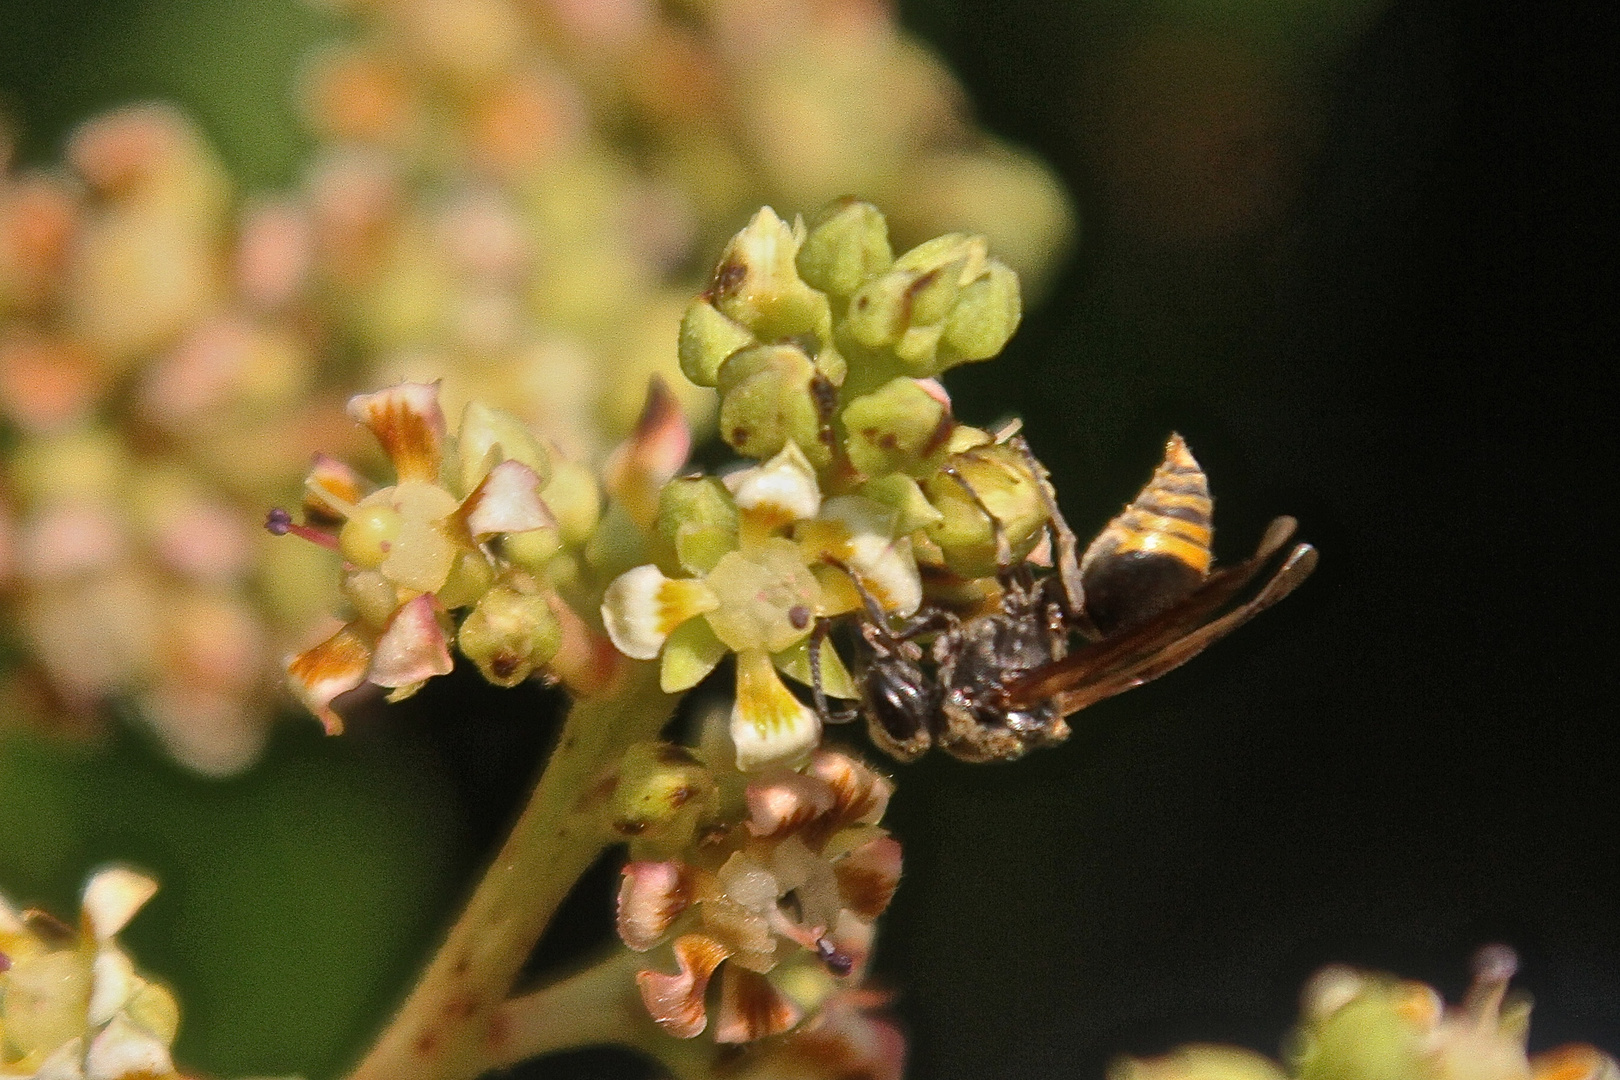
[601,565,718,660]
[82,867,158,942]
[731,650,821,771]
[725,442,821,526]
[816,495,922,617]
[32,1038,87,1080]
[89,947,137,1025]
[460,458,554,537]
[85,1014,175,1080]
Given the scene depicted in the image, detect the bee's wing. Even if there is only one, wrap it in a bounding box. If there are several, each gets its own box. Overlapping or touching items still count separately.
[1048,542,1317,716]
[1001,517,1310,712]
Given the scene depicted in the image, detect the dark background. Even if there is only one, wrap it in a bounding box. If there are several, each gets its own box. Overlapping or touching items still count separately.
[3,0,1617,1077]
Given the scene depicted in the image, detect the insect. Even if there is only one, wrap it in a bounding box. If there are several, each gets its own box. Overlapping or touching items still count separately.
[813,434,1318,763]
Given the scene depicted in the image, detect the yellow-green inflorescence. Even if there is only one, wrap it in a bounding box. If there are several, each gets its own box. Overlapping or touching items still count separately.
[1112,948,1618,1080]
[602,201,1054,773]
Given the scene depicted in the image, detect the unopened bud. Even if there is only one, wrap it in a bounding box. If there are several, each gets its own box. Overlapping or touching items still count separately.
[841,377,954,479]
[654,476,739,576]
[716,343,828,467]
[610,741,717,849]
[677,298,756,388]
[436,548,497,609]
[342,569,400,629]
[859,473,944,534]
[939,259,1021,368]
[499,525,565,574]
[540,459,601,548]
[456,401,550,495]
[921,443,1050,578]
[797,199,892,298]
[456,582,562,687]
[707,207,831,342]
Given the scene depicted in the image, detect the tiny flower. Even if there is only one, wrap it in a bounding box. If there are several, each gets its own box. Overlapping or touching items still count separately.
[0,867,183,1079]
[276,382,563,725]
[616,748,901,1044]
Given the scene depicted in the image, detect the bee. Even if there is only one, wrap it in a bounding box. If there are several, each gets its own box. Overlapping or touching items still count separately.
[815,434,1318,763]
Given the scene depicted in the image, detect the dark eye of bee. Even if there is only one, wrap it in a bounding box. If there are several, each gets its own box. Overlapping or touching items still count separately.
[864,659,939,746]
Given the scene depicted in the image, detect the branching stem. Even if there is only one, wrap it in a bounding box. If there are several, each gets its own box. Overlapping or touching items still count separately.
[344,660,675,1080]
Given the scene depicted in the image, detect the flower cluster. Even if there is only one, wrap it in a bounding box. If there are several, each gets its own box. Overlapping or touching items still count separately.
[298,0,1073,460]
[1113,947,1618,1080]
[275,380,593,731]
[0,107,350,775]
[614,742,901,1046]
[0,868,185,1079]
[602,202,1055,771]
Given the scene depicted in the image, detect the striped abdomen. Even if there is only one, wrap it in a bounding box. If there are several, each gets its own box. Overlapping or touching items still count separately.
[1079,434,1214,636]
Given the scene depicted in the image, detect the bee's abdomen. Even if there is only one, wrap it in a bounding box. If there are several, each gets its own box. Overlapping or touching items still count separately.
[1079,434,1213,634]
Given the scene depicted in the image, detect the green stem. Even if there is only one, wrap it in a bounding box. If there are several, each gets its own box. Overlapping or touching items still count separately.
[344,661,676,1080]
[489,948,715,1080]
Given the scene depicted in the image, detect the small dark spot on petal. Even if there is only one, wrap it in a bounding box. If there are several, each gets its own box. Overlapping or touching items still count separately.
[788,605,811,630]
[615,819,649,836]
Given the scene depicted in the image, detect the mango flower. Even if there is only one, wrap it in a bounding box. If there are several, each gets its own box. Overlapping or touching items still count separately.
[0,867,184,1079]
[277,380,559,731]
[615,747,902,1044]
[601,441,921,770]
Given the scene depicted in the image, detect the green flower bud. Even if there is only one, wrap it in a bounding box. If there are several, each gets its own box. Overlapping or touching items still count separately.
[842,271,912,351]
[939,259,1022,368]
[342,569,400,629]
[456,401,551,495]
[677,297,756,388]
[654,476,740,576]
[609,741,717,849]
[716,343,829,467]
[797,199,893,298]
[456,582,562,687]
[707,207,832,342]
[541,459,602,548]
[859,473,944,534]
[436,548,497,609]
[921,443,1050,578]
[499,526,565,575]
[841,377,954,479]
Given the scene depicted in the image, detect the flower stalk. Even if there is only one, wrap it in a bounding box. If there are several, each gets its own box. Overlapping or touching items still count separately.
[343,661,676,1080]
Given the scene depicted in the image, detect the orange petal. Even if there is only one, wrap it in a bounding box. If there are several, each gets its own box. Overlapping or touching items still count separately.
[1533,1046,1620,1080]
[304,453,374,524]
[617,861,692,952]
[714,965,803,1043]
[604,376,692,528]
[745,769,837,838]
[637,934,731,1039]
[347,382,446,483]
[834,835,902,920]
[368,594,453,688]
[287,623,373,734]
[806,749,893,826]
[459,459,554,538]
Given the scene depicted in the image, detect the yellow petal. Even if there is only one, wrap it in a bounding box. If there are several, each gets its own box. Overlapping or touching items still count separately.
[732,649,820,771]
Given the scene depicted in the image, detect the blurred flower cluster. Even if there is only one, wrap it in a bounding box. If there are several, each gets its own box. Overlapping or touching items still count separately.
[298,0,1073,460]
[1,0,1073,778]
[0,108,351,775]
[1115,948,1617,1080]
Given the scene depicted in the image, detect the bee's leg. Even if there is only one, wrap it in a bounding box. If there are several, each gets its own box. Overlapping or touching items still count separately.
[1009,435,1086,621]
[826,556,952,655]
[942,461,1014,574]
[808,617,860,724]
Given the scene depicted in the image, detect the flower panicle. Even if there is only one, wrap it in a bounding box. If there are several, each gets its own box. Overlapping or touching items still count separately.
[274,380,595,730]
[611,741,902,1049]
[1112,948,1618,1080]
